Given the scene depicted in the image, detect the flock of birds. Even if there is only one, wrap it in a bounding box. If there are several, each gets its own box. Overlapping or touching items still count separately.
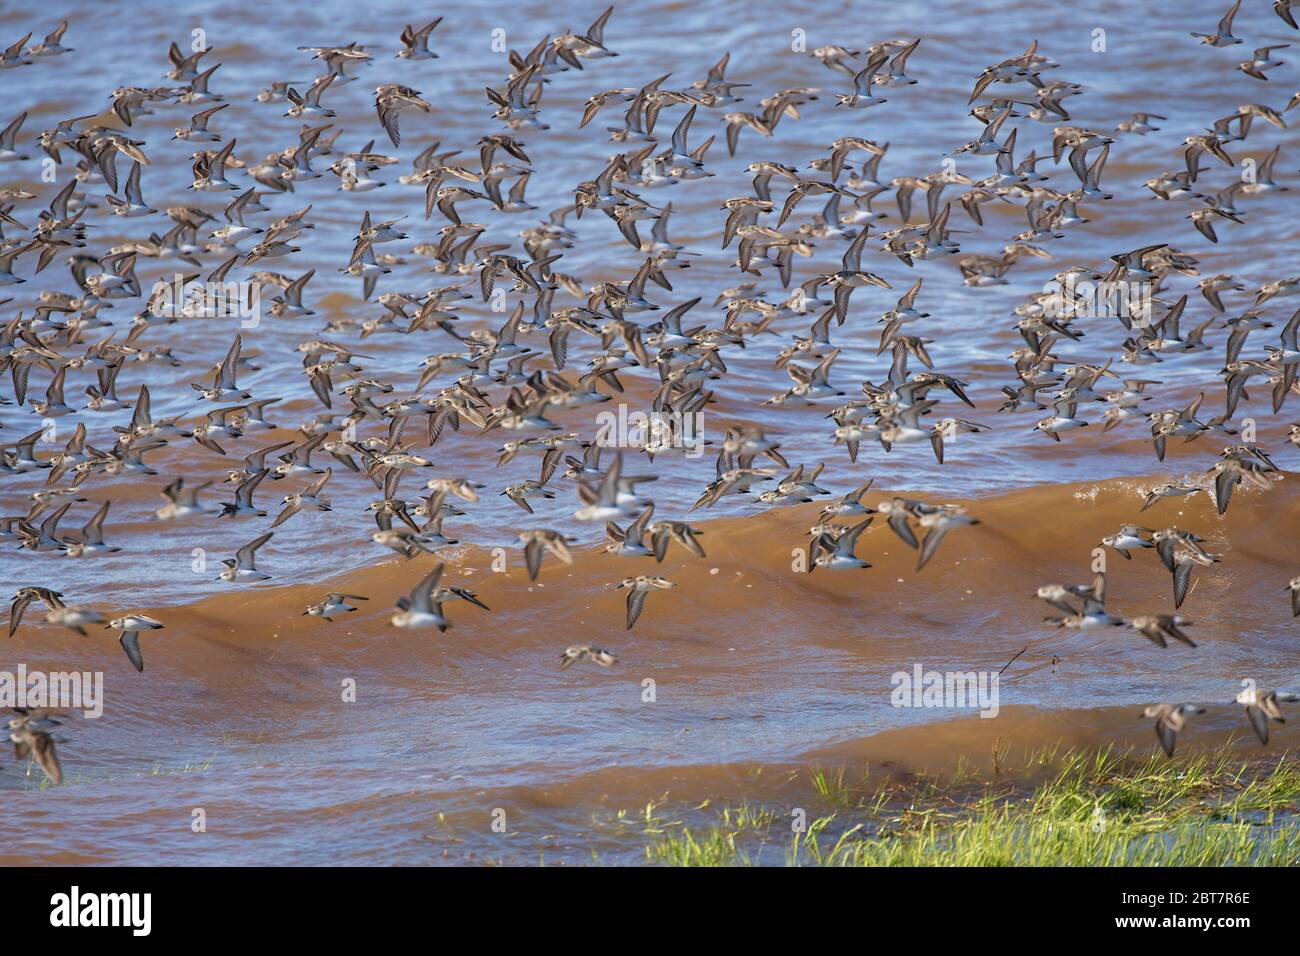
[3,3,1300,786]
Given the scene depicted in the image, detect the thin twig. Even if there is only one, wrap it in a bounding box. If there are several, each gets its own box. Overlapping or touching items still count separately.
[997,645,1028,677]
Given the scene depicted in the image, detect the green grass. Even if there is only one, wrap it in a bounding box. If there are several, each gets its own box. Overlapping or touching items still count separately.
[140,754,216,776]
[645,744,1300,866]
[649,827,751,866]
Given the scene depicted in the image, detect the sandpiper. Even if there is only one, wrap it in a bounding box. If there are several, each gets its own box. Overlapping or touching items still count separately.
[1141,704,1205,758]
[106,614,163,672]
